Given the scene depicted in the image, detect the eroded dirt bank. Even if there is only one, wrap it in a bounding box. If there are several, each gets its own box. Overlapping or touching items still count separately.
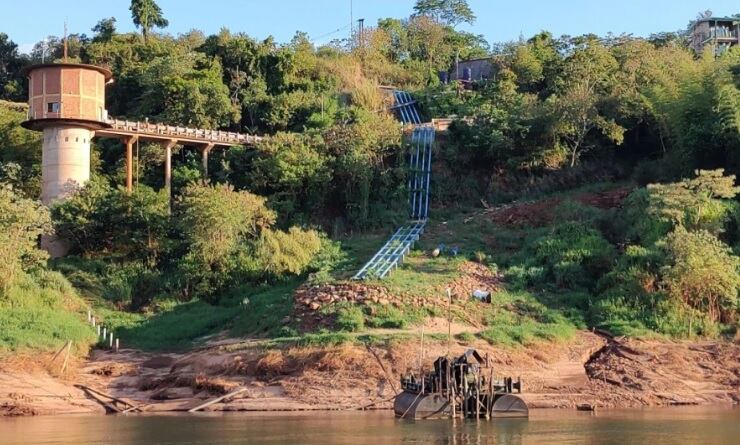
[1,331,737,416]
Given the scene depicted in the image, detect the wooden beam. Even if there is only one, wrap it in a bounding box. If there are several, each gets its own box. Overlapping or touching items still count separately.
[187,387,247,413]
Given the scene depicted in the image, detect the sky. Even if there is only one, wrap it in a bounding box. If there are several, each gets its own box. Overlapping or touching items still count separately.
[5,0,739,54]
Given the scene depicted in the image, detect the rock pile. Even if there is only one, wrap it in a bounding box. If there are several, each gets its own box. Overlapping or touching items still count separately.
[445,262,501,299]
[294,283,401,312]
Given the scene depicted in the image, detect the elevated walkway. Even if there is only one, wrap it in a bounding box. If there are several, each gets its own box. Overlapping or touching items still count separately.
[97,118,263,146]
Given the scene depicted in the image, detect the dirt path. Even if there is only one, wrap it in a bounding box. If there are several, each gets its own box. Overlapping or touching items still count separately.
[1,331,737,416]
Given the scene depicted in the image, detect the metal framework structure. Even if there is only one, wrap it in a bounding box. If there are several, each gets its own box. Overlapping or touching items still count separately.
[408,126,434,220]
[392,90,422,125]
[354,91,434,279]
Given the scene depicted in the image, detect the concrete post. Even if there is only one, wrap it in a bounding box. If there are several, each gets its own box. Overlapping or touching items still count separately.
[202,143,214,178]
[163,139,176,190]
[125,136,138,193]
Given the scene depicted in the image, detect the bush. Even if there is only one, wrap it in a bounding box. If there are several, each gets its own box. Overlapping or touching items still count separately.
[529,222,615,289]
[177,183,327,302]
[624,170,740,245]
[255,227,323,278]
[553,199,603,225]
[661,228,739,324]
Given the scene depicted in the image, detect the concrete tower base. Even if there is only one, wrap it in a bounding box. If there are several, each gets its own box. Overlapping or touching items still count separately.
[41,126,93,205]
[40,126,93,257]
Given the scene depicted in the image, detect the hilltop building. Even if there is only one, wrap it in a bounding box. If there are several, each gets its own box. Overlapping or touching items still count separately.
[689,16,740,56]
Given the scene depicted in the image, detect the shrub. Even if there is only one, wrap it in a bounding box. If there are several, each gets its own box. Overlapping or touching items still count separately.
[255,227,323,278]
[529,222,615,288]
[553,199,603,224]
[661,228,739,324]
[624,169,739,245]
[177,183,276,301]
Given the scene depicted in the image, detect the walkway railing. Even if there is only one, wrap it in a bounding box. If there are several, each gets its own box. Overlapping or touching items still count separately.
[104,118,263,146]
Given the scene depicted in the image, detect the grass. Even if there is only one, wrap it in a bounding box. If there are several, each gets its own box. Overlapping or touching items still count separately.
[230,279,303,338]
[475,289,578,347]
[91,279,303,352]
[372,253,465,297]
[0,272,96,354]
[97,300,240,351]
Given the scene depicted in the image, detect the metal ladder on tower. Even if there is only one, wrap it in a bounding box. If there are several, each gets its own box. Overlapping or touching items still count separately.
[353,91,434,279]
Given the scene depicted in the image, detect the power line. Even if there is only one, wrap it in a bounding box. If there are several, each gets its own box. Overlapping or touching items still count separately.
[311,24,351,43]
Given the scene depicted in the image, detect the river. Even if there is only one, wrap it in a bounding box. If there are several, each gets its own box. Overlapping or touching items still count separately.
[1,406,737,444]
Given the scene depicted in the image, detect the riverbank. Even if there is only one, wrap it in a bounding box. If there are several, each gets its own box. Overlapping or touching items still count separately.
[1,331,737,416]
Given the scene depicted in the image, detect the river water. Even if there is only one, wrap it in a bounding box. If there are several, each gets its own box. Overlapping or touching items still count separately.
[1,406,737,444]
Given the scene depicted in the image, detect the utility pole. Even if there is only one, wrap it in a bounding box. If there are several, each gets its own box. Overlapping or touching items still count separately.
[349,0,353,46]
[357,18,365,48]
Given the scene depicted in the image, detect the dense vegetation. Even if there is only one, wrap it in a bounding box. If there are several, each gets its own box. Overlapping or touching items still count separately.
[0,1,738,352]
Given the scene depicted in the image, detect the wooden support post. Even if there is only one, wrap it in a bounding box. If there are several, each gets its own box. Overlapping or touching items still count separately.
[202,143,214,178]
[462,364,467,418]
[475,373,480,419]
[109,332,114,348]
[115,338,119,352]
[60,341,72,374]
[124,136,138,193]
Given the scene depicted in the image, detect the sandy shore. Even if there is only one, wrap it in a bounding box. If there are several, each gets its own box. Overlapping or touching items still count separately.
[1,331,737,416]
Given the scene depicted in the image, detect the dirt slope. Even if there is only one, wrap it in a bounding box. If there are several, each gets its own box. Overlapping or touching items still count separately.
[2,332,737,416]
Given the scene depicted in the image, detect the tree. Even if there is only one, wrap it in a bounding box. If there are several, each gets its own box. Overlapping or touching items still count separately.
[550,79,625,167]
[92,17,117,42]
[550,40,625,166]
[413,0,476,26]
[0,34,29,100]
[662,227,739,323]
[129,0,169,43]
[0,185,50,293]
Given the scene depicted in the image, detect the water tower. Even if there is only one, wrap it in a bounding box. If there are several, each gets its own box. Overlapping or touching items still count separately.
[21,63,112,204]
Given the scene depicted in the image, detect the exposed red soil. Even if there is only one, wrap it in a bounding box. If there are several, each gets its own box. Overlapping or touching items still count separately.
[487,187,633,227]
